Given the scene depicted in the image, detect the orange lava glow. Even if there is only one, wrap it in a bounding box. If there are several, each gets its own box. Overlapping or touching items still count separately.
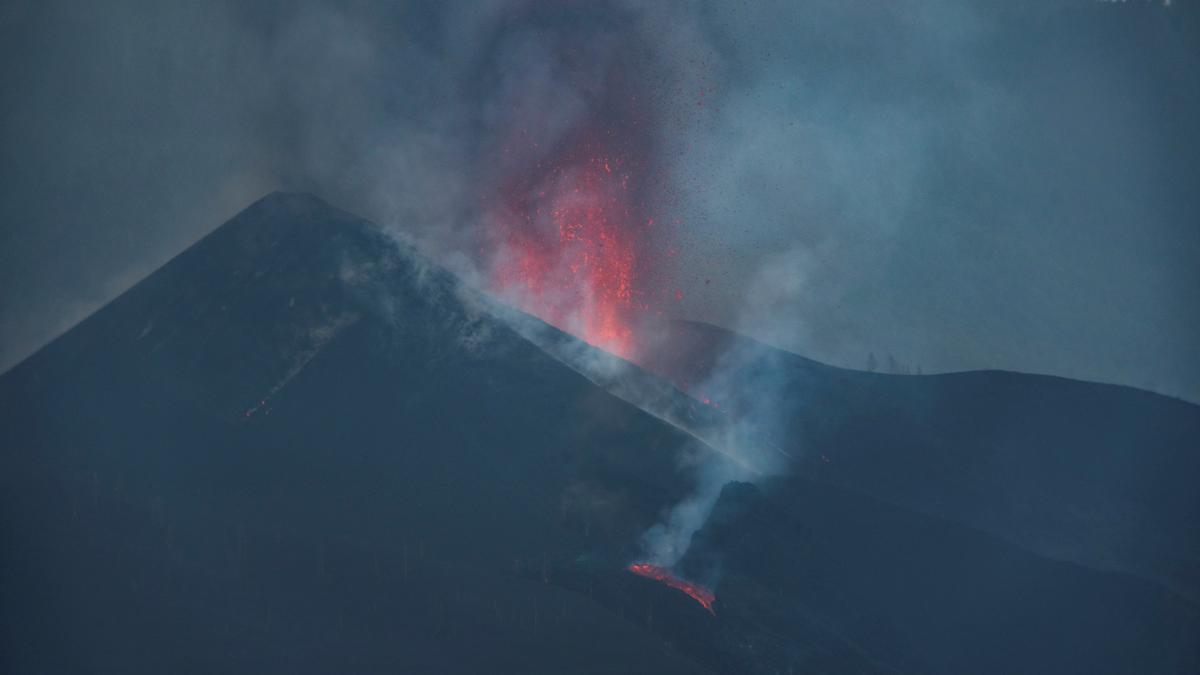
[490,136,647,359]
[626,562,716,615]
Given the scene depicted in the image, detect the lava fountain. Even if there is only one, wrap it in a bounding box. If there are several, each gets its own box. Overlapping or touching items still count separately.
[627,562,716,615]
[476,4,693,360]
[488,130,653,360]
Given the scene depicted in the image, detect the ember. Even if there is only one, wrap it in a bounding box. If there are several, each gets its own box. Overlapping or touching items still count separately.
[626,562,716,615]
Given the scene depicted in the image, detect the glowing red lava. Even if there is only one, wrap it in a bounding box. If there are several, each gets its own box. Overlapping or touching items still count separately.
[489,135,649,359]
[626,562,716,615]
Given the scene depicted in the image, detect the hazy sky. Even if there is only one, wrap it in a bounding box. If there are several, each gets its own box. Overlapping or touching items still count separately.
[2,0,1197,401]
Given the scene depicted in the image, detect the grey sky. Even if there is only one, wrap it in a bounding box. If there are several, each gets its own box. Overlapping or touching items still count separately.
[2,0,1197,400]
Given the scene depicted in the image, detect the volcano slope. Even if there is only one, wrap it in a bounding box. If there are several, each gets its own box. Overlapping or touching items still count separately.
[2,192,1196,674]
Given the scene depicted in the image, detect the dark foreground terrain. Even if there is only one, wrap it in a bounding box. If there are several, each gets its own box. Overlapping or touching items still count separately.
[2,193,1196,673]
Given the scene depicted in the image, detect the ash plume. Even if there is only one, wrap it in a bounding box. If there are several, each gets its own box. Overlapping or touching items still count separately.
[5,0,1198,398]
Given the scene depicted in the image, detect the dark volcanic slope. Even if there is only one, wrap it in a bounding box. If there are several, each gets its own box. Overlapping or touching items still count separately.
[639,319,1200,603]
[0,194,732,674]
[3,193,1197,674]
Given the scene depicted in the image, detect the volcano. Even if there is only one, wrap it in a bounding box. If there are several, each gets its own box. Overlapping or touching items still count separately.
[2,193,1197,674]
[0,193,725,674]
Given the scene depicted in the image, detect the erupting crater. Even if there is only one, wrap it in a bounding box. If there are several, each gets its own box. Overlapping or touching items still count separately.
[479,14,691,362]
[627,562,716,615]
[489,133,654,360]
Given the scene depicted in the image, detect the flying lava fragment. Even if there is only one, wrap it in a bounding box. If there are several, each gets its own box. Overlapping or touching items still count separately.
[627,562,716,615]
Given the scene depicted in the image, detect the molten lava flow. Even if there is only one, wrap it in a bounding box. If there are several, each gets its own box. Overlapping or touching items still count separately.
[490,138,647,359]
[626,563,716,615]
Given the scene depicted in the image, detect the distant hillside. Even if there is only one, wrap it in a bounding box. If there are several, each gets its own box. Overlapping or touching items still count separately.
[636,319,1200,603]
